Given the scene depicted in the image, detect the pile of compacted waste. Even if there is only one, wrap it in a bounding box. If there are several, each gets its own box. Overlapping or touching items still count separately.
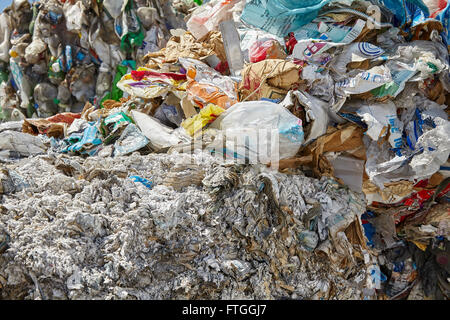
[0,0,449,300]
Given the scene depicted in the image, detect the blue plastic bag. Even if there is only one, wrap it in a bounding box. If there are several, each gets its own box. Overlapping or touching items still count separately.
[436,1,450,45]
[129,175,153,189]
[64,123,102,153]
[240,0,331,37]
[375,0,430,27]
[240,0,433,37]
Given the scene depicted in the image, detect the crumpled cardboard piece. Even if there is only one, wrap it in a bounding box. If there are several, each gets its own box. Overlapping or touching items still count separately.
[102,100,124,110]
[345,219,369,250]
[144,31,226,67]
[81,102,95,121]
[277,124,366,177]
[22,119,66,138]
[239,59,301,101]
[363,180,414,204]
[411,20,444,41]
[422,78,446,105]
[200,31,227,63]
[163,163,205,190]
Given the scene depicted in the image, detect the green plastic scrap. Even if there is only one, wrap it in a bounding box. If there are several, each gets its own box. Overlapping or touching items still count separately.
[100,111,134,145]
[426,62,439,74]
[120,1,145,53]
[48,57,65,81]
[26,101,36,119]
[121,30,145,53]
[100,60,136,107]
[0,70,8,84]
[370,81,400,98]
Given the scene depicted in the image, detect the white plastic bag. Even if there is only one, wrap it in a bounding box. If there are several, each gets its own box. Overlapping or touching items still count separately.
[208,101,304,164]
[24,38,47,64]
[356,101,403,149]
[103,0,127,19]
[281,90,335,144]
[64,1,88,32]
[335,65,392,96]
[0,13,12,63]
[186,0,241,40]
[89,18,124,70]
[131,110,187,151]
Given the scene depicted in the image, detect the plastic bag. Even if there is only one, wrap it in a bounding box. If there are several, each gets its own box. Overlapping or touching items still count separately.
[63,123,103,155]
[129,175,153,189]
[9,57,32,110]
[0,13,12,63]
[356,101,403,148]
[239,29,285,62]
[208,101,304,164]
[34,82,58,117]
[100,111,133,144]
[330,42,385,75]
[89,17,110,60]
[181,103,226,136]
[327,155,365,192]
[114,123,149,156]
[103,0,128,19]
[70,66,96,102]
[131,110,186,151]
[116,66,184,99]
[281,90,333,143]
[435,1,449,44]
[240,0,331,37]
[136,7,157,30]
[101,63,129,104]
[64,1,88,32]
[0,130,47,161]
[115,2,144,53]
[179,57,238,109]
[335,65,392,96]
[186,0,240,40]
[153,104,184,128]
[378,0,430,27]
[290,19,366,63]
[96,65,113,100]
[136,26,160,63]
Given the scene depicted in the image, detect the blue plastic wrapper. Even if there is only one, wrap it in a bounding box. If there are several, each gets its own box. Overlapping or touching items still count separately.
[63,123,103,154]
[65,45,73,72]
[241,0,332,37]
[241,0,435,38]
[114,123,149,156]
[375,0,430,27]
[129,175,153,189]
[436,1,450,45]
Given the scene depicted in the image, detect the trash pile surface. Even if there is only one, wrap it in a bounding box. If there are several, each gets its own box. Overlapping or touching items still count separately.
[0,152,375,300]
[0,0,449,300]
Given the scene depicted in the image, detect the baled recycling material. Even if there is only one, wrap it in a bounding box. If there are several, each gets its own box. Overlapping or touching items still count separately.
[0,0,449,300]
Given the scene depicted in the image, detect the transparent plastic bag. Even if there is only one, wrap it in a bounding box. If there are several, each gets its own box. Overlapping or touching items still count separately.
[186,0,240,39]
[208,101,304,164]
